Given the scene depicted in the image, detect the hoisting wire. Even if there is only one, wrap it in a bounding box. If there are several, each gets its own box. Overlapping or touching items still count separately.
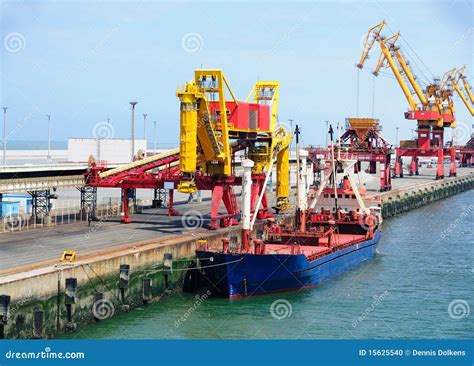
[372,73,376,117]
[385,23,435,83]
[356,68,360,117]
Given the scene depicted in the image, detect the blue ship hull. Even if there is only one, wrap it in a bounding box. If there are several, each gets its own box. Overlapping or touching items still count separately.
[194,230,381,299]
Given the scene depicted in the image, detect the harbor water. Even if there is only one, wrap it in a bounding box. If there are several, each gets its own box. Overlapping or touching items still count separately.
[65,190,473,339]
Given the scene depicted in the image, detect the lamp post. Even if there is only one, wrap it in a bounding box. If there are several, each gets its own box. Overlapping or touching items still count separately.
[2,107,7,166]
[396,127,399,147]
[129,101,138,161]
[46,114,51,160]
[153,121,157,154]
[143,113,147,142]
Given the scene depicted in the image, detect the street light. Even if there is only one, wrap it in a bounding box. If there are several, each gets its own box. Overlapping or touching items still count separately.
[46,114,51,160]
[153,121,157,154]
[129,101,138,161]
[396,127,399,147]
[143,113,147,142]
[2,107,7,166]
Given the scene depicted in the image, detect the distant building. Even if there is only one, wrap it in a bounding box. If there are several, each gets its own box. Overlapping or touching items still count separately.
[68,138,147,164]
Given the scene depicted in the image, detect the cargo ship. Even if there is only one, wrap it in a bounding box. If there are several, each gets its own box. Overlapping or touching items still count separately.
[184,128,382,299]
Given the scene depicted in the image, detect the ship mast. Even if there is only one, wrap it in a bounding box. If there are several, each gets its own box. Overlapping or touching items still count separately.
[294,124,302,230]
[328,124,338,215]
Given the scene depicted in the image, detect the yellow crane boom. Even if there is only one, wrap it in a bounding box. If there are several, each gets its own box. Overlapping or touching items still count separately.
[445,67,474,116]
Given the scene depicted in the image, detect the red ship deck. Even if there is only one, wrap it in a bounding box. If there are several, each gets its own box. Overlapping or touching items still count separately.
[264,233,366,258]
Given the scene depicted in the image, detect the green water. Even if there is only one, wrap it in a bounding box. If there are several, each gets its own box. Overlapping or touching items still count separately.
[65,190,474,339]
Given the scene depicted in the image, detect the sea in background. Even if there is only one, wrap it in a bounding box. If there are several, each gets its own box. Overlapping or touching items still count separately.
[64,190,473,339]
[5,140,68,150]
[4,141,178,151]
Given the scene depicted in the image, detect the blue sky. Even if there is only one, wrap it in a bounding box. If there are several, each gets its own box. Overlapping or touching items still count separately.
[1,0,473,146]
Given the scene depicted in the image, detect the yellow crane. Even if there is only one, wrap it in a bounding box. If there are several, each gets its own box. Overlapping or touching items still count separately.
[246,82,291,212]
[358,21,447,127]
[357,20,459,179]
[443,67,474,116]
[176,70,292,214]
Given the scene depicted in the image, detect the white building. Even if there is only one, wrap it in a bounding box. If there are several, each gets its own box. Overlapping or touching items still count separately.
[68,138,147,164]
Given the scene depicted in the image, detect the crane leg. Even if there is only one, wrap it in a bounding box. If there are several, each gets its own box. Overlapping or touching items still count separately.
[222,186,239,227]
[449,147,457,177]
[436,149,444,180]
[275,147,290,212]
[209,186,223,230]
[409,157,417,176]
[121,188,132,223]
[168,189,178,216]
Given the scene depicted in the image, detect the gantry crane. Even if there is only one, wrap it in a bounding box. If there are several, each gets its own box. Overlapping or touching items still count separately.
[176,70,291,229]
[358,20,457,179]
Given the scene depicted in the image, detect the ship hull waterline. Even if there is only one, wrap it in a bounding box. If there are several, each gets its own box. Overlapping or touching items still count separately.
[188,230,381,299]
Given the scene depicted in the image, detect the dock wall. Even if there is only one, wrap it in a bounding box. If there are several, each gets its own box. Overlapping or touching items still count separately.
[378,174,474,218]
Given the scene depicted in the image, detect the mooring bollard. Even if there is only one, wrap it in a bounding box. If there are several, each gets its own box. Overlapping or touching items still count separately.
[0,295,11,339]
[93,292,103,321]
[119,264,130,306]
[64,278,77,330]
[142,277,152,303]
[32,309,43,339]
[163,253,173,289]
